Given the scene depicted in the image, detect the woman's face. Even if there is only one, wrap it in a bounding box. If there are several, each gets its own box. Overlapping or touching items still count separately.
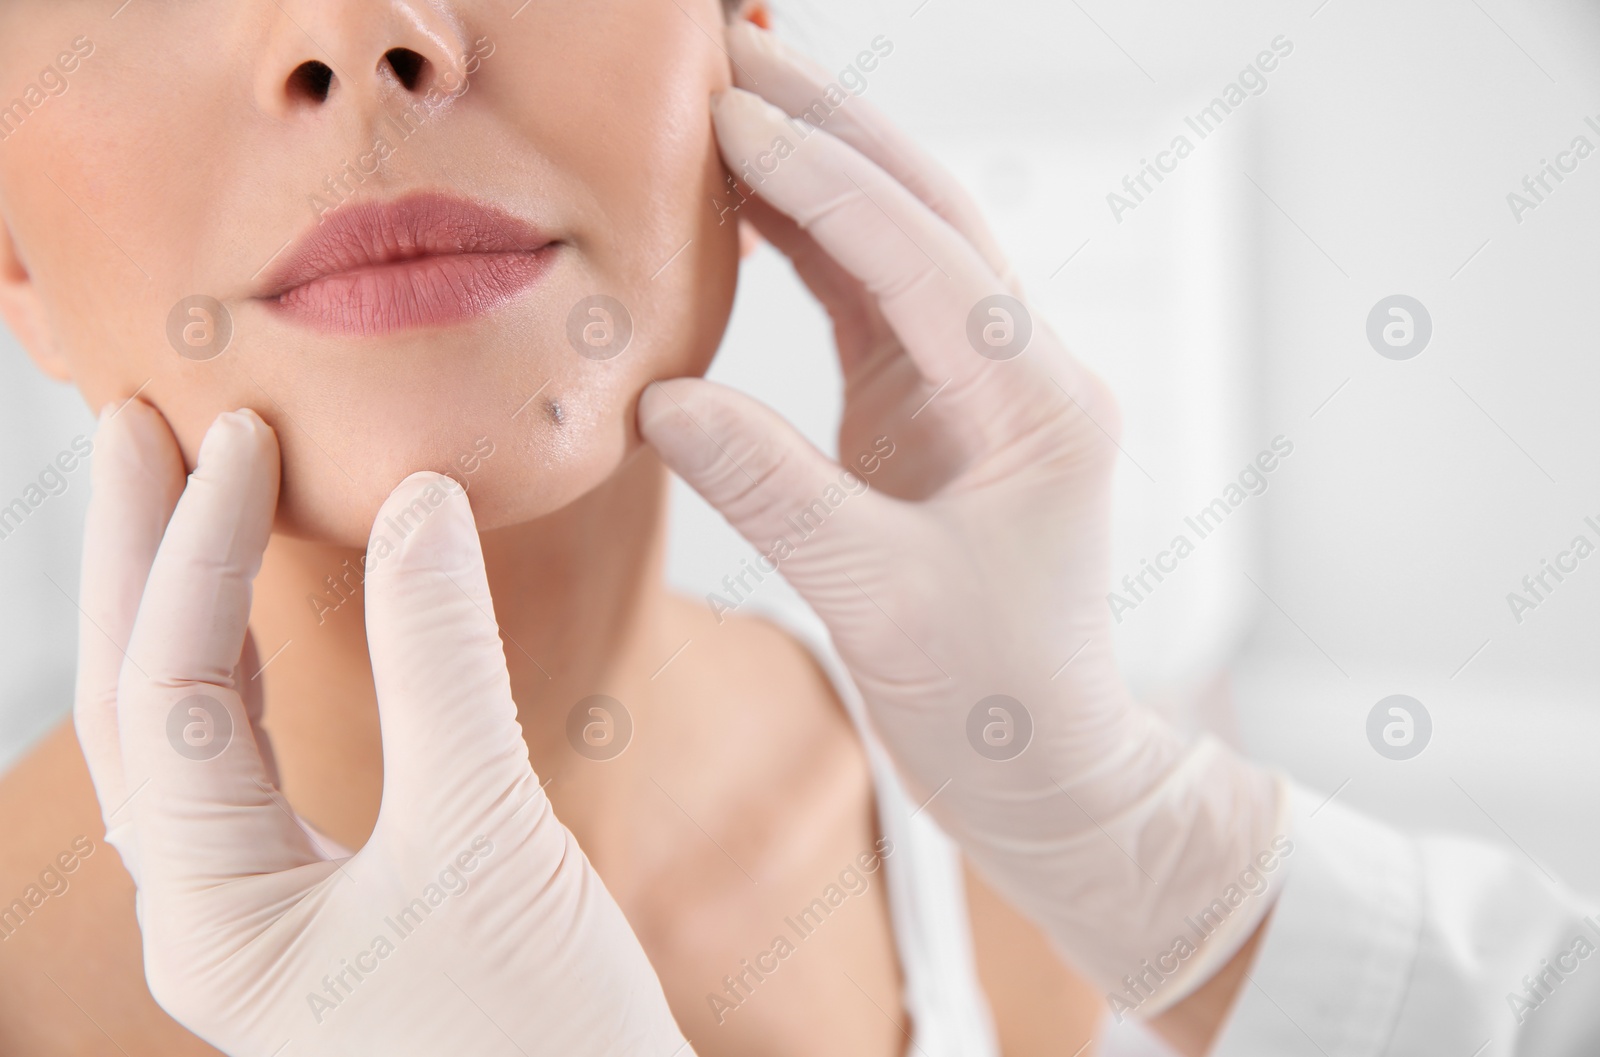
[0,0,746,544]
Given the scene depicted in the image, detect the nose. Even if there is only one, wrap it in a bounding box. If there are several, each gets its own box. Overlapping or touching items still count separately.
[254,1,472,116]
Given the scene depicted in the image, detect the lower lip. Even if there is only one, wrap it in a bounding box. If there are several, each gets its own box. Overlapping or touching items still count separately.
[266,247,557,336]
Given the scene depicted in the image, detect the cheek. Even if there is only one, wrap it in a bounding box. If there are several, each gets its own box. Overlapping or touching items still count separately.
[500,0,739,378]
[440,4,740,533]
[2,20,260,427]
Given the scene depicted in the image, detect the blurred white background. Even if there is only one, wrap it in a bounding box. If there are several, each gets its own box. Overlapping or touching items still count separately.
[4,0,1600,962]
[693,0,1600,905]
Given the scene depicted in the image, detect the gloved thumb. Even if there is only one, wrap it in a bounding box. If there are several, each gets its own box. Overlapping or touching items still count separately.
[638,378,888,577]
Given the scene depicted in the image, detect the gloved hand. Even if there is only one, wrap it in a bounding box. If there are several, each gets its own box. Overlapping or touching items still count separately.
[74,401,691,1057]
[639,22,1289,1015]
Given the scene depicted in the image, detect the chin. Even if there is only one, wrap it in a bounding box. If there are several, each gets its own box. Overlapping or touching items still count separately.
[258,324,723,548]
[261,392,636,547]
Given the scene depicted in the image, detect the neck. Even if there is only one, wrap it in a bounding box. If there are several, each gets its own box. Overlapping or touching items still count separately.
[247,449,682,858]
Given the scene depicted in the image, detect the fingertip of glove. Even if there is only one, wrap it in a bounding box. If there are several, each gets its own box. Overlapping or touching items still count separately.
[367,471,478,577]
[196,408,276,475]
[725,20,773,62]
[637,380,693,438]
[711,85,781,133]
[727,20,831,89]
[639,380,764,484]
[638,380,725,471]
[92,399,183,492]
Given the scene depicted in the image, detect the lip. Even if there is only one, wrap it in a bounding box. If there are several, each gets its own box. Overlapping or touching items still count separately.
[257,192,557,336]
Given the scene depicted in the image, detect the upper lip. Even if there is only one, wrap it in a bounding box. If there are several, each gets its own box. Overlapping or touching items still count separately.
[257,192,554,299]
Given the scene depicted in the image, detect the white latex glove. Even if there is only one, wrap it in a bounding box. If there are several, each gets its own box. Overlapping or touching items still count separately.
[638,23,1290,1015]
[74,401,691,1057]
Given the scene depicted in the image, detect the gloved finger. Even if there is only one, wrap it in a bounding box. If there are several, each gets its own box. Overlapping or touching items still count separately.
[234,629,282,790]
[73,398,186,883]
[638,377,893,590]
[727,21,1021,296]
[732,197,965,491]
[712,88,1035,444]
[119,410,322,890]
[361,473,541,846]
[734,193,899,380]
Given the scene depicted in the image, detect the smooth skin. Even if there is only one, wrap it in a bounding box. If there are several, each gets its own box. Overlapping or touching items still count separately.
[0,1,1108,1055]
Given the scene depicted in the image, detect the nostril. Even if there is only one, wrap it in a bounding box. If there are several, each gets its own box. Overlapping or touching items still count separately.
[384,48,429,92]
[287,60,335,104]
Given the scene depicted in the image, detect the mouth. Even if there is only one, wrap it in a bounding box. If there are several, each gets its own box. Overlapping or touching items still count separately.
[257,192,558,336]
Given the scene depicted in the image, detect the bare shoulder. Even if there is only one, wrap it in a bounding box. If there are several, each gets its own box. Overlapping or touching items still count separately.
[646,596,905,1054]
[662,594,1107,1053]
[668,596,850,715]
[0,721,218,1056]
[657,594,867,801]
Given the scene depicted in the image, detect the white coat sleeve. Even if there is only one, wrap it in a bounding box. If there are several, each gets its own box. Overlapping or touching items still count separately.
[1210,783,1600,1056]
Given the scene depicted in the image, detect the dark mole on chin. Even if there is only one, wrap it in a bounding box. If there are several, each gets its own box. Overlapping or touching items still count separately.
[545,399,564,426]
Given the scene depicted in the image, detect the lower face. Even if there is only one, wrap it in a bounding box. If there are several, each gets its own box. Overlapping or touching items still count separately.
[0,0,742,545]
